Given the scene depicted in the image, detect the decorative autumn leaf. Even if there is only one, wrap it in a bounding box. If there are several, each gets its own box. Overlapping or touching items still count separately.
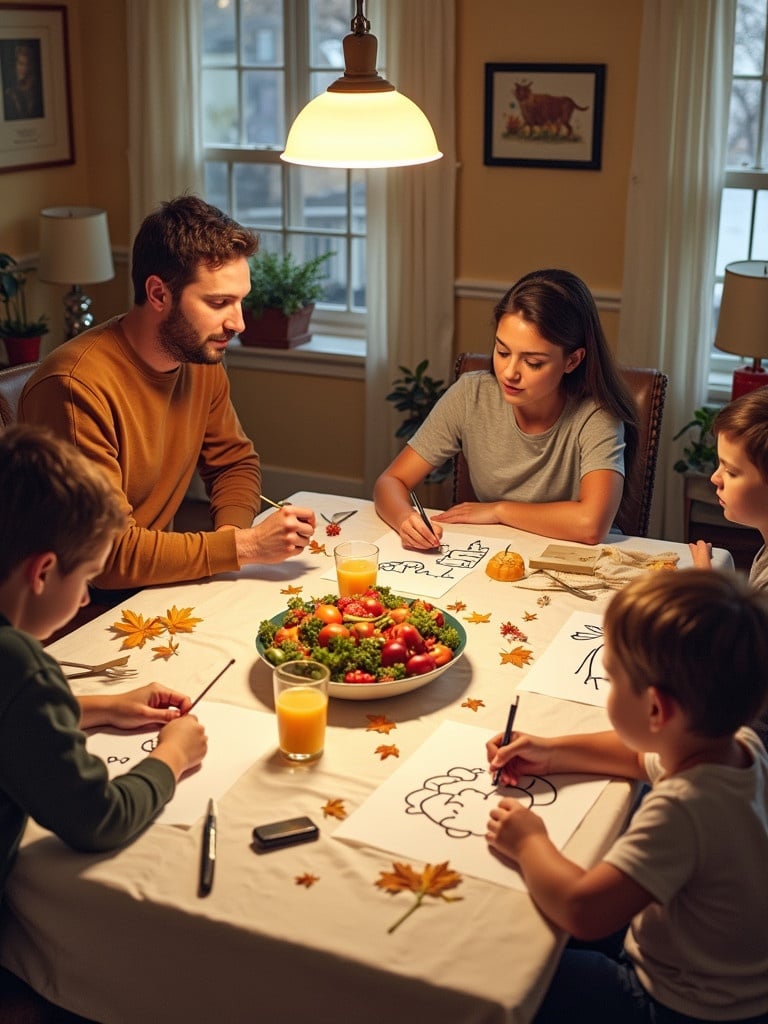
[308,539,328,555]
[500,646,534,668]
[461,698,485,712]
[321,798,347,820]
[281,584,303,595]
[375,860,463,933]
[537,595,551,607]
[446,600,467,612]
[152,638,180,660]
[158,605,202,634]
[325,522,341,536]
[111,609,165,649]
[523,611,538,621]
[463,611,492,624]
[366,714,397,734]
[375,744,399,760]
[295,873,319,888]
[500,621,528,642]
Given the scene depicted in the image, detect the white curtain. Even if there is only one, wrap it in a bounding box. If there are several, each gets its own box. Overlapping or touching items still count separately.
[618,0,735,540]
[126,0,204,242]
[365,0,457,494]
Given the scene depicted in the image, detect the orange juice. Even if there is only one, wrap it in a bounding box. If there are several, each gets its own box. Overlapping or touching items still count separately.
[336,558,377,597]
[275,686,328,759]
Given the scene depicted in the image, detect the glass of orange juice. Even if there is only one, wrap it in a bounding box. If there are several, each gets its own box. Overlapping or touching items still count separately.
[273,660,330,762]
[334,540,379,597]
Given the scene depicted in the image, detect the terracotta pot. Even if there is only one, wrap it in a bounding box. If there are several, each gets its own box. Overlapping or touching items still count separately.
[2,335,41,366]
[238,305,314,349]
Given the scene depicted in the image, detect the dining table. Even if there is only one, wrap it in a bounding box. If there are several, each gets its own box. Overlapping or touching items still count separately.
[0,493,734,1024]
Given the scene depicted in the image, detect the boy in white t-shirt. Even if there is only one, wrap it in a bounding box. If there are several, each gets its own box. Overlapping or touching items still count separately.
[486,569,768,1024]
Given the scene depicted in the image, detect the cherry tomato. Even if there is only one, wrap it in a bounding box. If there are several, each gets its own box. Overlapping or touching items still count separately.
[405,653,437,676]
[314,603,343,625]
[349,621,376,641]
[317,623,351,647]
[388,607,411,624]
[344,669,376,684]
[358,596,384,617]
[380,639,408,666]
[389,622,425,654]
[430,643,454,667]
[274,625,300,645]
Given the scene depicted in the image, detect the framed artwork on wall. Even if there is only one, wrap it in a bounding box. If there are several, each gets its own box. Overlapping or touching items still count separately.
[484,62,606,170]
[0,3,73,173]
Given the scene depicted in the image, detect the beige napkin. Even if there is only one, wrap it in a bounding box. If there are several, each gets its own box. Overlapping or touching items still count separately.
[515,546,679,594]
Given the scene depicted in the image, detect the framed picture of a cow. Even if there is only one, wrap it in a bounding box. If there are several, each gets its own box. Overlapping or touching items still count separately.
[484,63,605,169]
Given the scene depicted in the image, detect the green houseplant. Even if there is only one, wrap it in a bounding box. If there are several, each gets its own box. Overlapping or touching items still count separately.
[672,405,720,476]
[239,250,332,349]
[0,252,49,365]
[386,359,451,484]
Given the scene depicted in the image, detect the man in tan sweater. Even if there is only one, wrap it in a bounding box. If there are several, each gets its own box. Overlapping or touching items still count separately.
[20,195,315,591]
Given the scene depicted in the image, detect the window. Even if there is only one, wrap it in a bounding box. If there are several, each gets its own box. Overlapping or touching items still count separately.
[199,0,367,339]
[712,0,768,393]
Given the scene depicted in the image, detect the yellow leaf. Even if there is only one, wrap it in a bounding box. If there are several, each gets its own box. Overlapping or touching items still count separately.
[366,714,397,734]
[446,600,467,612]
[111,609,165,649]
[281,585,303,595]
[461,698,485,712]
[375,861,464,933]
[152,639,180,660]
[158,605,202,635]
[308,540,328,555]
[500,646,534,668]
[523,611,538,621]
[463,611,491,624]
[295,873,319,888]
[321,798,347,820]
[375,744,399,760]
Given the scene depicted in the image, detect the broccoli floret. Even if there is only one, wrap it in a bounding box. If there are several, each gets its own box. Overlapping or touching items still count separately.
[434,623,461,649]
[298,616,324,647]
[377,662,407,681]
[354,637,385,674]
[309,637,360,680]
[257,619,278,645]
[408,606,438,638]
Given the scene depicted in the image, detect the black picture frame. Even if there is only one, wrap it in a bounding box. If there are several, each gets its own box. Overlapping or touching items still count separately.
[0,3,74,173]
[484,62,605,170]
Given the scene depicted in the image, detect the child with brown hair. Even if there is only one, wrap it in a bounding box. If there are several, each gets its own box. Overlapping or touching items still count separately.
[486,569,768,1024]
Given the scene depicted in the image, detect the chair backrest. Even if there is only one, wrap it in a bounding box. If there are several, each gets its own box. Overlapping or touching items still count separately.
[451,352,668,538]
[0,361,38,429]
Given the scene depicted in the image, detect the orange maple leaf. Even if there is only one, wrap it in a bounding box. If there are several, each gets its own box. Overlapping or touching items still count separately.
[464,611,491,624]
[523,611,538,621]
[308,539,328,555]
[152,638,180,660]
[321,798,347,820]
[500,646,534,668]
[461,698,485,712]
[446,600,467,612]
[366,714,396,734]
[281,584,303,595]
[295,873,319,888]
[111,609,165,649]
[375,744,399,760]
[375,861,463,932]
[158,605,202,634]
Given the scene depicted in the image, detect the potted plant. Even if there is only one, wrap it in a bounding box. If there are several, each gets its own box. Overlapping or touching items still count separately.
[672,405,719,477]
[239,250,333,349]
[0,252,49,365]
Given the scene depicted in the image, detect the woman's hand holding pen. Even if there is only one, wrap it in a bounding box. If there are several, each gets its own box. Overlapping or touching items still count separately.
[487,731,554,787]
[399,509,444,550]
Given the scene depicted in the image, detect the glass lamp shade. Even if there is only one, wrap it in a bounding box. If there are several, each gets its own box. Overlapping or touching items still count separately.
[38,206,115,286]
[281,88,442,169]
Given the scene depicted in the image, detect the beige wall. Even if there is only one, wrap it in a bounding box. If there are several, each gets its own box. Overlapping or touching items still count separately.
[0,0,644,491]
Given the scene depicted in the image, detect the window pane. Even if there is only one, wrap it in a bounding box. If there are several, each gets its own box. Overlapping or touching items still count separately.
[205,162,230,212]
[309,0,347,67]
[202,69,239,145]
[734,0,767,75]
[287,166,348,232]
[202,0,236,67]
[233,163,282,229]
[351,169,366,234]
[254,231,283,256]
[241,0,283,66]
[287,234,345,309]
[243,70,284,145]
[727,79,761,166]
[716,188,754,273]
[351,235,366,311]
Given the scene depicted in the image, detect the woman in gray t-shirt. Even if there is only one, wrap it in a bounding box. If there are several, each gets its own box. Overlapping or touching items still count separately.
[374,268,638,549]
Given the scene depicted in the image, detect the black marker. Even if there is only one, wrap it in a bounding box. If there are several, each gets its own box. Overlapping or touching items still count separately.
[493,700,519,786]
[199,798,217,896]
[408,489,440,548]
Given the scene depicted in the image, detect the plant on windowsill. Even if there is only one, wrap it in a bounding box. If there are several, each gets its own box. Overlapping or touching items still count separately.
[0,252,49,366]
[672,405,719,477]
[239,250,333,350]
[386,359,452,485]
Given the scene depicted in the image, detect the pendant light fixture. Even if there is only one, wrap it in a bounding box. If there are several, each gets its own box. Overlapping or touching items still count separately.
[281,0,442,169]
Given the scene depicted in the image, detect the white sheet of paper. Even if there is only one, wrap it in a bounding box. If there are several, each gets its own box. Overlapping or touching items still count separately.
[321,530,495,599]
[86,701,276,826]
[517,610,608,708]
[334,720,610,890]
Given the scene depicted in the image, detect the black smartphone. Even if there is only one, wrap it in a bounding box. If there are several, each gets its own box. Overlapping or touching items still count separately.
[252,816,319,852]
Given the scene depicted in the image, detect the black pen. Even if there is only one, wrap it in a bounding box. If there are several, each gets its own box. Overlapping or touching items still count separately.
[187,658,235,714]
[493,699,519,786]
[199,798,217,897]
[408,489,440,548]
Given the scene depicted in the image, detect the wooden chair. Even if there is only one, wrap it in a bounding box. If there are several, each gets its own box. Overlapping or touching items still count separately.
[451,353,668,538]
[0,361,38,428]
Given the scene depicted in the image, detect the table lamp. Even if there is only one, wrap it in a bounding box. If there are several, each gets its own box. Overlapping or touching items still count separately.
[38,206,115,339]
[714,260,768,400]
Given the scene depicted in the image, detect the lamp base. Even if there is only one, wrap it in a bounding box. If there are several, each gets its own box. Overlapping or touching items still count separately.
[63,285,94,339]
[731,365,767,400]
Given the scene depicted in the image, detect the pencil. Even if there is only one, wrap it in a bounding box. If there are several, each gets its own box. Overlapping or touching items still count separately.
[493,699,519,786]
[260,495,285,510]
[408,489,440,547]
[187,659,236,713]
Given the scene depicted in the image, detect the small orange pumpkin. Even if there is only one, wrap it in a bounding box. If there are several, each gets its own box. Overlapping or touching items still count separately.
[485,546,525,582]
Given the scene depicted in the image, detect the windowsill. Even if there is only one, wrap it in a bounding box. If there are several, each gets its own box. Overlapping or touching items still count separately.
[224,333,365,380]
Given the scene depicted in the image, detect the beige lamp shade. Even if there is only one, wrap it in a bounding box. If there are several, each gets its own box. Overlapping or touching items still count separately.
[38,206,115,286]
[714,260,768,361]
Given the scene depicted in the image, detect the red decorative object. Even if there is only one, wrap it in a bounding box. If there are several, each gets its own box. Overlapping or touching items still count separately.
[2,335,41,366]
[731,363,767,400]
[238,305,314,350]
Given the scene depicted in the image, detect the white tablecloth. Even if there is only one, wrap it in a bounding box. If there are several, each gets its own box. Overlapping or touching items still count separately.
[0,495,734,1024]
